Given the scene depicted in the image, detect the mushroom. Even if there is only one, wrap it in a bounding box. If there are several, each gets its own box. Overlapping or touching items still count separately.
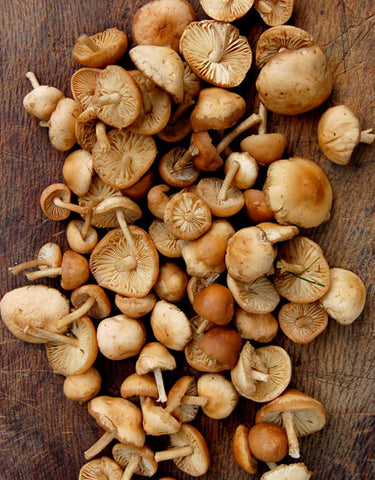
[234,308,279,343]
[278,302,328,343]
[179,20,252,88]
[219,152,259,200]
[63,366,102,403]
[166,376,208,423]
[190,131,223,172]
[39,183,88,221]
[153,263,189,303]
[227,274,280,314]
[135,342,176,403]
[72,28,128,67]
[66,218,98,254]
[274,236,331,303]
[232,424,258,474]
[23,71,64,121]
[260,463,313,480]
[151,300,192,351]
[248,422,288,462]
[185,325,227,373]
[147,184,171,220]
[157,114,193,143]
[8,242,62,276]
[85,396,145,460]
[317,104,374,165]
[120,373,158,404]
[47,97,83,151]
[255,389,327,458]
[168,61,201,125]
[97,315,146,361]
[122,170,155,202]
[243,190,275,223]
[257,222,300,244]
[149,219,186,258]
[263,157,333,228]
[198,326,243,371]
[158,145,200,188]
[0,285,69,342]
[319,267,366,325]
[155,424,210,477]
[131,0,196,52]
[115,293,157,319]
[196,177,245,218]
[186,274,221,305]
[62,149,94,197]
[79,457,123,480]
[70,67,101,110]
[141,397,181,436]
[254,0,294,26]
[197,373,239,419]
[112,443,157,480]
[231,342,292,402]
[255,26,332,115]
[200,0,255,22]
[75,111,99,153]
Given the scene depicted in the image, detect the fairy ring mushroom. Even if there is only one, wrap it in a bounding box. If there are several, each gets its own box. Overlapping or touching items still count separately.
[62,149,94,197]
[232,424,258,474]
[40,183,88,221]
[63,366,102,403]
[158,145,200,188]
[23,71,64,121]
[198,326,243,371]
[200,0,255,22]
[227,274,280,314]
[260,463,313,480]
[166,376,208,423]
[197,373,239,419]
[153,263,189,303]
[115,293,157,319]
[70,67,101,110]
[234,308,279,343]
[148,219,186,258]
[46,97,83,151]
[112,443,157,480]
[141,397,181,436]
[278,302,328,343]
[9,242,62,276]
[66,218,98,254]
[254,0,294,26]
[248,422,288,462]
[120,372,158,404]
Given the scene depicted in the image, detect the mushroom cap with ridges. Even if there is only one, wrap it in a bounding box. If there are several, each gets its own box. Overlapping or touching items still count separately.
[71,68,101,110]
[136,342,176,375]
[158,146,200,188]
[120,373,159,401]
[70,284,111,320]
[166,376,198,421]
[149,219,186,258]
[75,113,98,153]
[278,302,328,343]
[232,424,258,474]
[200,0,255,22]
[254,0,294,27]
[63,366,102,403]
[40,183,73,221]
[112,443,157,478]
[197,373,239,419]
[227,274,280,314]
[197,177,245,217]
[79,456,123,480]
[93,196,142,225]
[115,293,157,319]
[184,327,225,373]
[260,463,312,480]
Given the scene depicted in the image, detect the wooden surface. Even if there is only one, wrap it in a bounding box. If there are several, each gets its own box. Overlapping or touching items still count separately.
[0,1,374,479]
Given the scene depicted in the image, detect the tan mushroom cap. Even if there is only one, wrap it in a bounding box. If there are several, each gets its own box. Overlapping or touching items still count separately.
[274,236,330,303]
[190,131,223,172]
[71,68,101,110]
[260,463,313,480]
[142,397,181,436]
[278,302,328,343]
[263,157,333,228]
[154,262,188,303]
[72,28,128,68]
[180,20,252,88]
[40,183,87,221]
[234,308,279,343]
[120,373,159,401]
[60,250,90,290]
[232,424,258,474]
[147,184,170,220]
[231,342,292,402]
[319,267,366,325]
[248,422,288,463]
[148,219,186,258]
[75,112,98,153]
[62,149,93,197]
[66,220,98,254]
[197,373,239,419]
[185,324,225,373]
[112,443,157,479]
[200,0,255,22]
[132,0,196,52]
[48,97,82,151]
[92,128,157,190]
[241,133,287,166]
[79,457,123,480]
[254,0,294,26]
[224,152,259,190]
[158,146,200,188]
[197,177,245,217]
[257,222,300,244]
[93,196,142,226]
[157,114,193,143]
[243,189,275,223]
[166,376,203,423]
[90,226,159,298]
[115,292,157,319]
[155,424,210,476]
[63,366,102,403]
[227,274,280,314]
[151,300,192,351]
[129,45,185,103]
[8,242,62,276]
[0,285,69,343]
[193,284,234,327]
[23,71,64,121]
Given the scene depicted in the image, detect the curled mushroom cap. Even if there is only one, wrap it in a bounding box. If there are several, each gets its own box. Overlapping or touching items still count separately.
[40,183,86,221]
[318,105,374,165]
[63,366,102,403]
[197,373,239,419]
[79,457,123,480]
[112,443,157,479]
[260,463,312,480]
[319,267,366,325]
[151,300,192,350]
[70,67,101,110]
[72,28,128,67]
[23,71,64,121]
[180,20,252,88]
[200,0,255,22]
[254,0,294,26]
[263,157,333,228]
[278,302,328,343]
[232,424,258,474]
[257,222,300,244]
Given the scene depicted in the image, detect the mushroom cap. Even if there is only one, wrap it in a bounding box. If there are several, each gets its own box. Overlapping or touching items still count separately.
[72,28,128,68]
[88,396,145,447]
[317,105,363,164]
[70,67,101,110]
[234,308,279,343]
[200,0,255,22]
[120,372,159,400]
[274,236,331,303]
[157,115,193,143]
[63,366,102,403]
[89,226,159,298]
[227,274,280,314]
[248,422,288,462]
[185,323,226,373]
[241,133,287,165]
[75,113,98,153]
[153,262,188,303]
[231,342,292,402]
[190,88,246,132]
[263,157,333,228]
[46,316,98,375]
[37,242,63,269]
[256,389,327,437]
[260,463,312,480]
[97,315,146,361]
[142,397,181,436]
[66,220,98,254]
[158,146,200,188]
[319,267,366,325]
[150,300,192,351]
[60,250,90,290]
[40,183,74,221]
[180,20,252,88]
[193,284,234,326]
[149,219,186,258]
[198,326,243,370]
[0,285,69,343]
[197,177,245,217]
[147,184,170,220]
[93,196,142,225]
[232,424,258,474]
[136,342,176,375]
[243,189,275,223]
[166,376,199,422]
[23,84,64,121]
[225,226,277,283]
[79,457,123,480]
[129,45,185,103]
[115,292,157,319]
[224,152,259,190]
[254,0,294,26]
[48,97,82,151]
[62,149,93,197]
[92,128,157,190]
[278,302,328,343]
[70,284,111,320]
[190,131,223,172]
[197,373,239,419]
[257,222,300,244]
[112,443,157,478]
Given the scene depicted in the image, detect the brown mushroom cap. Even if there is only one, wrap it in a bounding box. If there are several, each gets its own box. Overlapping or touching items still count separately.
[198,326,243,370]
[112,443,157,479]
[120,373,159,401]
[278,302,328,343]
[197,373,239,419]
[150,300,192,350]
[115,293,157,319]
[227,274,280,314]
[243,189,275,223]
[260,463,313,480]
[40,183,86,221]
[200,0,255,22]
[48,97,82,151]
[232,424,258,474]
[63,366,102,403]
[180,20,252,88]
[79,457,123,480]
[263,157,333,228]
[254,0,294,26]
[234,308,279,343]
[72,28,128,68]
[62,149,93,197]
[70,67,101,110]
[193,284,234,326]
[60,250,90,290]
[241,133,287,166]
[190,131,223,172]
[248,422,288,462]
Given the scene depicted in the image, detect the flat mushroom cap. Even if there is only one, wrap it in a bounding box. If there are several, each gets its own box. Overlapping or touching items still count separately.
[72,28,128,68]
[71,68,101,110]
[260,463,312,480]
[115,292,157,319]
[227,274,280,314]
[232,424,258,474]
[151,300,192,351]
[254,0,294,26]
[129,45,185,103]
[89,226,159,297]
[79,456,123,480]
[0,285,69,343]
[179,20,252,88]
[263,157,333,228]
[120,373,159,400]
[136,342,176,375]
[200,0,255,22]
[278,302,328,343]
[197,373,239,419]
[112,443,157,478]
[88,396,145,447]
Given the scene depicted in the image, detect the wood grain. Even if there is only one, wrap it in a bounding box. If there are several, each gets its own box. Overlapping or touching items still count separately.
[0,1,374,479]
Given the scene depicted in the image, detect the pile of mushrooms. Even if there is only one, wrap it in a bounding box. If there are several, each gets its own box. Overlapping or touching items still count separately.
[0,0,369,479]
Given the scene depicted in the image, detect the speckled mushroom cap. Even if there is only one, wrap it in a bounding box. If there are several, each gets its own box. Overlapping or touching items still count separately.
[260,463,312,480]
[254,0,294,26]
[179,20,252,88]
[278,302,328,343]
[112,443,157,479]
[71,68,101,110]
[263,157,333,228]
[79,457,123,480]
[227,274,280,314]
[200,0,255,22]
[89,226,159,298]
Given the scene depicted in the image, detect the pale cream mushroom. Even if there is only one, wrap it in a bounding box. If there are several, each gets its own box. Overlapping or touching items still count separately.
[278,302,328,343]
[169,61,201,125]
[66,218,98,255]
[112,443,157,480]
[70,67,101,110]
[63,366,102,403]
[234,308,279,343]
[79,457,123,480]
[222,152,259,192]
[260,463,312,480]
[9,242,62,276]
[227,274,280,314]
[141,397,181,436]
[200,0,255,22]
[197,373,239,419]
[147,184,171,220]
[23,71,64,121]
[62,149,94,197]
[47,97,82,151]
[149,219,186,258]
[153,262,188,303]
[150,300,192,350]
[115,293,157,319]
[254,0,294,26]
[232,424,258,474]
[257,222,300,244]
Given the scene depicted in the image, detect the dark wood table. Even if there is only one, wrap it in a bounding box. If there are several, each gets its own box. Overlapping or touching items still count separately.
[0,1,374,479]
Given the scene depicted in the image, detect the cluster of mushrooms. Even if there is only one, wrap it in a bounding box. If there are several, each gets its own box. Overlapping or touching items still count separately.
[1,0,372,479]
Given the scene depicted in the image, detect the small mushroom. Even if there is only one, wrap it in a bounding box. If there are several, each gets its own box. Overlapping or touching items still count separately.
[243,189,275,223]
[198,326,243,371]
[248,422,288,462]
[141,397,181,436]
[241,132,287,165]
[122,170,155,201]
[9,242,62,276]
[79,457,123,480]
[234,308,279,343]
[115,293,157,319]
[75,111,99,153]
[158,145,200,188]
[147,184,171,220]
[70,67,101,110]
[260,463,313,480]
[197,373,239,419]
[232,424,258,474]
[254,0,294,26]
[63,366,102,403]
[185,325,227,373]
[47,97,82,151]
[23,71,64,121]
[190,131,223,172]
[227,274,280,314]
[40,183,88,221]
[169,61,201,125]
[153,262,189,303]
[166,376,208,423]
[120,373,158,404]
[112,443,157,480]
[257,222,300,244]
[62,149,94,197]
[200,0,255,22]
[197,177,245,218]
[149,219,186,258]
[66,218,98,254]
[318,104,374,165]
[278,302,328,343]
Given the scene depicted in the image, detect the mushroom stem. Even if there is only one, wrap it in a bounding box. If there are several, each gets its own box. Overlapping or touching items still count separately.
[155,445,193,463]
[169,98,195,125]
[216,113,261,155]
[360,129,375,144]
[92,92,121,107]
[81,208,93,240]
[23,325,78,346]
[39,120,49,128]
[174,145,200,171]
[258,101,267,135]
[181,395,209,407]
[266,462,278,470]
[122,455,140,480]
[77,33,100,52]
[9,259,46,275]
[196,318,212,334]
[282,410,300,459]
[25,71,40,89]
[53,197,88,215]
[95,121,111,152]
[25,266,62,281]
[57,296,96,329]
[251,370,269,382]
[116,210,138,259]
[218,160,240,201]
[154,367,168,403]
[84,430,117,460]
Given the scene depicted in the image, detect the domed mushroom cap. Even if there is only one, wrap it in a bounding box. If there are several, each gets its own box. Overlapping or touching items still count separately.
[254,0,294,27]
[72,28,128,68]
[23,71,64,121]
[69,284,111,320]
[120,373,159,401]
[319,267,366,325]
[263,157,333,228]
[248,422,288,462]
[185,325,227,373]
[79,456,123,480]
[193,284,234,326]
[260,463,312,480]
[180,20,252,88]
[0,285,69,343]
[48,97,82,151]
[136,342,176,375]
[62,149,93,197]
[278,302,328,343]
[93,196,142,226]
[71,67,101,110]
[115,293,157,319]
[63,366,102,403]
[197,373,239,419]
[198,326,243,370]
[112,443,157,479]
[200,0,255,22]
[241,132,287,166]
[234,308,279,343]
[142,397,181,436]
[232,424,258,474]
[151,300,192,351]
[227,274,280,314]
